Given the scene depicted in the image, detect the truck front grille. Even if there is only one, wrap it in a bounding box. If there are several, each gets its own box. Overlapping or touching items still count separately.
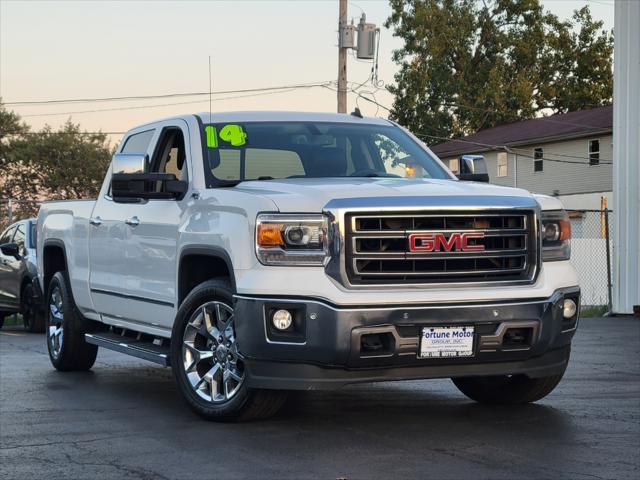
[345,210,537,285]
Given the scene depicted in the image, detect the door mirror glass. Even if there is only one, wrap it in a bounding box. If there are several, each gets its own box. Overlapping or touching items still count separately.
[457,155,490,182]
[0,242,21,260]
[112,153,148,174]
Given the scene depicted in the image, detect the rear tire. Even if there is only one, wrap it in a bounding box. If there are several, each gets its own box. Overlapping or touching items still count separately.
[171,279,287,421]
[22,283,44,333]
[452,370,566,404]
[46,272,97,371]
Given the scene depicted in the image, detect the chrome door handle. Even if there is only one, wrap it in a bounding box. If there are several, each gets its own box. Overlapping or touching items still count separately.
[125,216,140,227]
[89,216,102,226]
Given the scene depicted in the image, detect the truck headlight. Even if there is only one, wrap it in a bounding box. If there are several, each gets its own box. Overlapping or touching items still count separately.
[541,210,571,261]
[256,214,329,266]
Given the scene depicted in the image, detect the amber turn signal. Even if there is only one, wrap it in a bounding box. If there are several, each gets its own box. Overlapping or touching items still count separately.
[558,219,571,241]
[257,223,284,247]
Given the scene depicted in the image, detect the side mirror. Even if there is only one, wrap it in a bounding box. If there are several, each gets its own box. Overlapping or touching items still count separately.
[0,243,21,260]
[112,153,147,174]
[111,153,188,201]
[456,155,490,183]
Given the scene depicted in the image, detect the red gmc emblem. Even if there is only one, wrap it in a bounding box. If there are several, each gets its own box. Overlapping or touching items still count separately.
[408,232,485,252]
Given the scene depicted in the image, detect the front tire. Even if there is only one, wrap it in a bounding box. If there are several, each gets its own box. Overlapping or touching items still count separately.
[22,283,44,333]
[452,370,566,404]
[46,272,97,371]
[171,279,287,421]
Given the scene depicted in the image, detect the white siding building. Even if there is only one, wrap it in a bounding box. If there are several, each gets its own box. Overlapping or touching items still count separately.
[430,106,613,208]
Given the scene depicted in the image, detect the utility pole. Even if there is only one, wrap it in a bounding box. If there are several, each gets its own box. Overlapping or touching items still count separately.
[337,0,348,113]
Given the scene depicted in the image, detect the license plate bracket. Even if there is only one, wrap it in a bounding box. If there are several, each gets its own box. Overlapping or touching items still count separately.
[419,325,475,358]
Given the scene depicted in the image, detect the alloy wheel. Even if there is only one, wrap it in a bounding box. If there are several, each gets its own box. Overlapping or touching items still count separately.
[181,301,244,403]
[48,286,64,359]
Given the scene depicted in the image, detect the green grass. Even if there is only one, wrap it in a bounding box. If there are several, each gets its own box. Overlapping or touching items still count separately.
[581,305,609,317]
[2,313,23,327]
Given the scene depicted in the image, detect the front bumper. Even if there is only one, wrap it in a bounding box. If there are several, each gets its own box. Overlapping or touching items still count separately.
[234,287,580,390]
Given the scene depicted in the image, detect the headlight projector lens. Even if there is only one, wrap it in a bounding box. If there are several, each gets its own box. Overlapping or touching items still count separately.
[272,309,293,330]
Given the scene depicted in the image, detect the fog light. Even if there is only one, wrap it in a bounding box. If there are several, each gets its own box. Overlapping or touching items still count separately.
[272,309,293,330]
[563,299,577,319]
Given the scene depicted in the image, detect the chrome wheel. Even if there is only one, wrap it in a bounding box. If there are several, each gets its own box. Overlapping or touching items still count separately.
[181,301,244,403]
[48,286,64,359]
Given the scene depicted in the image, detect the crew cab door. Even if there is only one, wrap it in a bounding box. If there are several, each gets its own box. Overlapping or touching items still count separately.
[91,120,191,333]
[112,120,190,331]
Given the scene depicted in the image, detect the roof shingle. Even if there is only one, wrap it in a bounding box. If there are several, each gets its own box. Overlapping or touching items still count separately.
[429,105,613,158]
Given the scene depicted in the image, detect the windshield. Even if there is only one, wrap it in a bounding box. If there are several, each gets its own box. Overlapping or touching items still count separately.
[199,121,450,186]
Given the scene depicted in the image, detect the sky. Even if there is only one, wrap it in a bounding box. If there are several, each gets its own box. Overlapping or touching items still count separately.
[0,0,614,145]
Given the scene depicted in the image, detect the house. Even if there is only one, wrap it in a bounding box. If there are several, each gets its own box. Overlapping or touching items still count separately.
[429,106,613,210]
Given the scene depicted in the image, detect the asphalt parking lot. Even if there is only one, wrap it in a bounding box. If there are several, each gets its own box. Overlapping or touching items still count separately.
[1,317,639,480]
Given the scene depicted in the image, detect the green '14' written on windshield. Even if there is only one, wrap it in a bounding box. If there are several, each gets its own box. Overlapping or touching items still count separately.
[205,125,247,148]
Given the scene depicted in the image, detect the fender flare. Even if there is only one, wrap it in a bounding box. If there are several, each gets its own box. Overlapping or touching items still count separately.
[177,244,237,295]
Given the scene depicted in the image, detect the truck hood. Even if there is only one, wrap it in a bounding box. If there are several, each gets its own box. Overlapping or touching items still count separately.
[234,177,559,212]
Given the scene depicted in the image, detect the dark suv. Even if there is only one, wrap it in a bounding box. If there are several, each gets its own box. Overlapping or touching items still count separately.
[0,218,43,331]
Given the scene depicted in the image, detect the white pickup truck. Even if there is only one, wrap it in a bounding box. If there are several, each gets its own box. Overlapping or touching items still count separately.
[38,111,580,421]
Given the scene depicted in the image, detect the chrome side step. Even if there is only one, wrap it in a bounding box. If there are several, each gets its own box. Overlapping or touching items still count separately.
[85,332,171,366]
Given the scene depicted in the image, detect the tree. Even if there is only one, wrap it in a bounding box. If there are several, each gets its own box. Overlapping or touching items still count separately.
[385,0,614,140]
[0,104,113,225]
[0,101,29,165]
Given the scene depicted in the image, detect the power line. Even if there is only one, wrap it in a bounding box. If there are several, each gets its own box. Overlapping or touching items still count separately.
[20,131,125,135]
[346,90,613,165]
[2,81,332,106]
[413,131,612,165]
[20,87,304,118]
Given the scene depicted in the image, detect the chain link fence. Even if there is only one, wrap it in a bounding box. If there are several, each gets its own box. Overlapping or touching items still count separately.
[567,209,613,314]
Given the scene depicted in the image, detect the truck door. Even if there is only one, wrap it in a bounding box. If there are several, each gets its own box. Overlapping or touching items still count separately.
[115,120,190,331]
[0,225,19,309]
[88,128,157,322]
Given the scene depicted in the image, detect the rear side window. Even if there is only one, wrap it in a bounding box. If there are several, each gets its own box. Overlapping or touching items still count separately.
[121,129,155,154]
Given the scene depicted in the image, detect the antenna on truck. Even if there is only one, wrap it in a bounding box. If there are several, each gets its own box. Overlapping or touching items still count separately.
[208,56,213,124]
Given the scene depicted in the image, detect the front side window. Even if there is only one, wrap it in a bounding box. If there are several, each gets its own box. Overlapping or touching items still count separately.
[121,129,155,154]
[199,120,450,186]
[449,158,459,174]
[0,226,15,245]
[589,139,600,166]
[534,148,543,172]
[152,128,187,180]
[13,224,25,251]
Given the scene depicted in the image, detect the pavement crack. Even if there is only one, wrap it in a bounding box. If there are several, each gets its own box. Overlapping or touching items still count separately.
[60,452,170,480]
[1,434,138,451]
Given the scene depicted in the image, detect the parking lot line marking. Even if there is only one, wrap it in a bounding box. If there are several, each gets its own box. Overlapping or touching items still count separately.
[0,332,24,337]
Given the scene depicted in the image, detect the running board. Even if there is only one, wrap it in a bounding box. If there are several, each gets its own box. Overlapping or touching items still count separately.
[85,332,171,366]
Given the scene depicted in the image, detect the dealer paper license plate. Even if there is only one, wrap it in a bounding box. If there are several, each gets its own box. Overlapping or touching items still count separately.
[419,326,475,358]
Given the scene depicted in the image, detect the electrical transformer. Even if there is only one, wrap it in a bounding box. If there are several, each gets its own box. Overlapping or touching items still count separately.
[357,15,377,59]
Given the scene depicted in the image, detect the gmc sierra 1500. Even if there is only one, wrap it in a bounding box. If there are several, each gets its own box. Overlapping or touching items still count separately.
[38,111,580,421]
